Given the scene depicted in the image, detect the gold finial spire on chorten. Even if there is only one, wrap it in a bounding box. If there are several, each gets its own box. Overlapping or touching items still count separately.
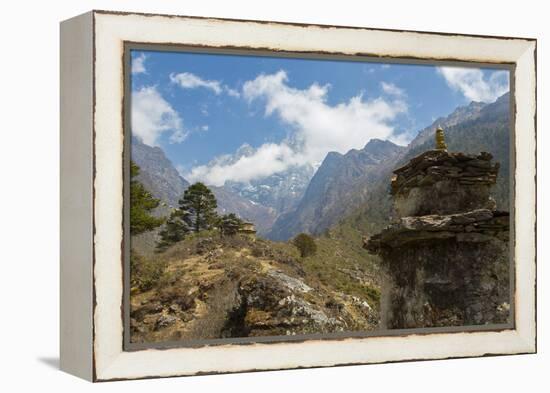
[435,125,448,151]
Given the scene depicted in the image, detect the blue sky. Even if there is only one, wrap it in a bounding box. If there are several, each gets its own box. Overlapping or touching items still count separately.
[130,49,509,186]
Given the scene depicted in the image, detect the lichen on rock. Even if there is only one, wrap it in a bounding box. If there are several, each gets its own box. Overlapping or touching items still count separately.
[365,148,510,329]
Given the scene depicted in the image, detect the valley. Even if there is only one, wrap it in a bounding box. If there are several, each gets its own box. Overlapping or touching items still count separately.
[129,92,511,343]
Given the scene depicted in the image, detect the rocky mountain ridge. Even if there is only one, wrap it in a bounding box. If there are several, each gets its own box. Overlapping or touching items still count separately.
[201,143,316,215]
[268,92,510,241]
[132,92,510,243]
[225,164,315,215]
[267,139,405,240]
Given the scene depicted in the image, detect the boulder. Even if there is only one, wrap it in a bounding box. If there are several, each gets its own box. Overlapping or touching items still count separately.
[155,314,178,330]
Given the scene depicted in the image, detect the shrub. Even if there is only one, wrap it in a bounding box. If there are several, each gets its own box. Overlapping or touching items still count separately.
[292,233,317,258]
[129,162,164,235]
[155,209,192,252]
[219,213,244,237]
[130,249,166,292]
[364,285,381,304]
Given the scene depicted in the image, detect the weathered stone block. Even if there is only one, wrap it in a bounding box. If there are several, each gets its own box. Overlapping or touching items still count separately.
[377,238,509,328]
[365,146,510,329]
[394,181,494,217]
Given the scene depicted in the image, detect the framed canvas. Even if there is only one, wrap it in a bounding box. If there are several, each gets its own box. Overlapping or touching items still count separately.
[60,10,537,382]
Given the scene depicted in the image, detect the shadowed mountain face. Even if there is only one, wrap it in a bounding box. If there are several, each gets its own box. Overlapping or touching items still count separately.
[339,92,511,240]
[131,137,190,208]
[407,100,486,151]
[267,92,511,241]
[400,92,511,211]
[267,139,405,240]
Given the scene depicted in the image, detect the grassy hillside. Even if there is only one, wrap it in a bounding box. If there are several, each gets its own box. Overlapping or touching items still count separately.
[307,223,382,304]
[130,230,381,343]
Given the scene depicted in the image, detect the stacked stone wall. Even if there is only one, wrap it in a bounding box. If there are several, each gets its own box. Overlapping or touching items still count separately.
[365,149,510,329]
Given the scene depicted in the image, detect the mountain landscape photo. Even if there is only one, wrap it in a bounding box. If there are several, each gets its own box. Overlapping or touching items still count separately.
[127,49,512,345]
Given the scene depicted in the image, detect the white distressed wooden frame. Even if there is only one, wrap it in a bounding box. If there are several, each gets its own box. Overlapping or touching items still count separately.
[60,10,536,382]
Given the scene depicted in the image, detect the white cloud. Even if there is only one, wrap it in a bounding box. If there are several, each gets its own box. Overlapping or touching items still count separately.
[365,64,391,74]
[131,86,187,146]
[187,143,299,186]
[170,72,241,97]
[169,130,187,144]
[131,53,147,75]
[170,72,223,94]
[226,87,241,98]
[186,70,407,186]
[437,66,509,103]
[380,82,405,97]
[200,125,209,132]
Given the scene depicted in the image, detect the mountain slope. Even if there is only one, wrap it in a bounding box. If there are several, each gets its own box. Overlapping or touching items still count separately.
[225,164,315,215]
[407,100,486,151]
[211,186,277,234]
[196,143,315,215]
[131,137,277,236]
[268,139,405,240]
[132,137,189,208]
[269,93,510,241]
[400,92,510,210]
[341,92,511,238]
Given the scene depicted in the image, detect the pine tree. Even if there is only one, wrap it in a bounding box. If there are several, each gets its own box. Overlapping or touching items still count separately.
[155,209,192,252]
[292,233,317,258]
[219,213,244,237]
[130,161,164,235]
[179,182,218,232]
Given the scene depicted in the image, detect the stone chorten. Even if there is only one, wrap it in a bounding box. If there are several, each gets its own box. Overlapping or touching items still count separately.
[364,127,510,329]
[239,221,257,240]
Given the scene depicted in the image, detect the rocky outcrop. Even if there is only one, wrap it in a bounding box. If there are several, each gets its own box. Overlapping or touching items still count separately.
[364,147,510,329]
[365,209,509,251]
[130,234,379,343]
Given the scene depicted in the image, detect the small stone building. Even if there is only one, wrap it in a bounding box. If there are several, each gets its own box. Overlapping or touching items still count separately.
[364,128,511,329]
[239,221,257,240]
